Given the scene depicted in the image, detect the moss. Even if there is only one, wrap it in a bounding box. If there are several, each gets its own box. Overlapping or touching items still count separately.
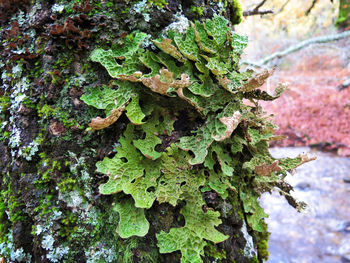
[191,5,205,16]
[0,194,10,243]
[230,0,243,25]
[255,221,270,261]
[249,256,260,263]
[1,175,27,224]
[32,197,57,220]
[204,242,226,261]
[147,0,168,8]
[57,177,77,192]
[336,0,350,28]
[0,95,10,142]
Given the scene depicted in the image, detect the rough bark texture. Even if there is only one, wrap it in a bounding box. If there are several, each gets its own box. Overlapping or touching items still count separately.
[0,1,266,262]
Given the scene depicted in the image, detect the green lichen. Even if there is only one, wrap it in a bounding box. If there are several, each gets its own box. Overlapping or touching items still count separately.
[113,198,150,238]
[83,14,313,262]
[156,165,228,262]
[240,190,268,232]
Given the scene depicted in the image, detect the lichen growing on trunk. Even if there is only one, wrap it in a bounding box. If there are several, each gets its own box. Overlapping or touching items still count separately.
[0,1,314,262]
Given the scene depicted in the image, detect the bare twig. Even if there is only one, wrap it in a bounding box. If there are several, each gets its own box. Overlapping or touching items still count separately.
[275,0,290,15]
[255,0,268,9]
[242,30,350,67]
[241,61,268,69]
[305,0,318,15]
[243,0,273,16]
[305,0,334,15]
[243,9,273,16]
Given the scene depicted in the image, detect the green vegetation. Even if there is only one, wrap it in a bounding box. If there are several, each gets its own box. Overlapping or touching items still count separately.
[336,0,350,28]
[83,14,311,262]
[0,0,316,261]
[229,0,243,24]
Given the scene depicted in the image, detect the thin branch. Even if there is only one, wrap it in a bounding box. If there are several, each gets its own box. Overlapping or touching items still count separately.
[275,0,290,15]
[242,30,350,67]
[255,0,268,10]
[243,9,273,16]
[240,60,269,69]
[305,0,318,15]
[243,0,273,16]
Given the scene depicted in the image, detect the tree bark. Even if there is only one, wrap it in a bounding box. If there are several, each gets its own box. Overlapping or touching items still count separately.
[0,1,267,262]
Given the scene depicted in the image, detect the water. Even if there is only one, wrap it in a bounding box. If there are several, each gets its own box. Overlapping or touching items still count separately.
[261,147,350,263]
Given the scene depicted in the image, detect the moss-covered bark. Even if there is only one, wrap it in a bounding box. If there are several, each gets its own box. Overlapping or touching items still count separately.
[0,1,308,262]
[336,0,350,28]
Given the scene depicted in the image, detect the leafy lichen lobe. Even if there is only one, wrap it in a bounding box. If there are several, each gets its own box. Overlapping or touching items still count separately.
[82,13,314,263]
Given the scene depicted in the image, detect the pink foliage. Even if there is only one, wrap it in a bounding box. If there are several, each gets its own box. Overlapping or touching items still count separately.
[261,55,350,156]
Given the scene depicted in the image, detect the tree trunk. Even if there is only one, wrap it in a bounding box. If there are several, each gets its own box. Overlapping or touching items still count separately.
[0,1,272,262]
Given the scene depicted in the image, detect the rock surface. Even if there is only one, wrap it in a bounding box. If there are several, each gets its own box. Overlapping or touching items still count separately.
[262,147,350,263]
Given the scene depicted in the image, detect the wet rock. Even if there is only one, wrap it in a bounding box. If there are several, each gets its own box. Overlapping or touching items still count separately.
[341,256,350,263]
[262,147,350,263]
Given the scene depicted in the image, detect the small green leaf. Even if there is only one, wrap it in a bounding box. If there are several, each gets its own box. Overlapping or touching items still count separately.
[231,33,248,54]
[248,128,274,147]
[125,94,146,125]
[206,172,230,199]
[134,109,175,160]
[193,21,216,54]
[218,71,251,93]
[81,85,119,112]
[139,51,162,78]
[114,198,150,238]
[210,143,235,176]
[202,55,230,76]
[204,15,229,48]
[97,125,146,201]
[230,135,247,154]
[188,74,214,98]
[177,125,214,165]
[174,27,200,61]
[90,49,133,78]
[155,147,193,206]
[112,32,148,58]
[157,228,205,263]
[240,191,268,232]
[153,38,186,62]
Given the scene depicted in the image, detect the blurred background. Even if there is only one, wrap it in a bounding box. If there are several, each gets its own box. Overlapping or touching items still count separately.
[235,0,350,262]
